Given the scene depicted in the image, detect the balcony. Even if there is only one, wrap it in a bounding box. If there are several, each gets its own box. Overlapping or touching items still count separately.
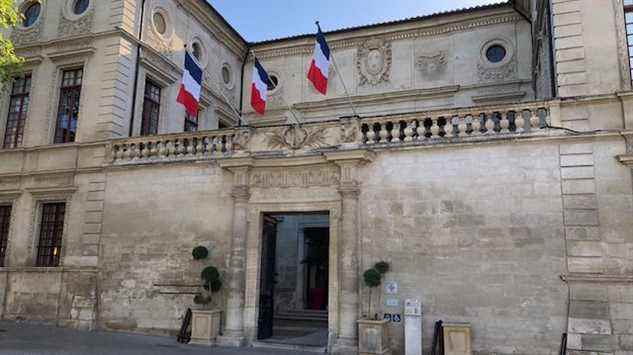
[108,100,557,165]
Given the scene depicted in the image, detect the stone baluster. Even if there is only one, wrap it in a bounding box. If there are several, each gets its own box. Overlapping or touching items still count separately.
[390,122,401,143]
[156,141,165,158]
[458,115,469,138]
[176,139,185,157]
[443,117,453,138]
[378,123,389,143]
[365,125,377,144]
[529,109,540,130]
[471,113,482,135]
[499,111,510,134]
[166,141,175,157]
[484,113,495,134]
[416,120,427,140]
[150,141,159,159]
[403,120,415,142]
[225,135,233,154]
[186,138,195,156]
[114,145,123,162]
[195,137,205,157]
[515,110,527,133]
[430,117,440,138]
[127,144,137,160]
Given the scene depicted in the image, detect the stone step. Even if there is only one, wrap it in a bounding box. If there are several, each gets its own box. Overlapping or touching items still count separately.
[252,340,327,353]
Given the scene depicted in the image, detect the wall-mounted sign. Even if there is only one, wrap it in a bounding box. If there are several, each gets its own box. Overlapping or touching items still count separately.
[385,298,399,307]
[384,281,398,295]
[384,313,402,323]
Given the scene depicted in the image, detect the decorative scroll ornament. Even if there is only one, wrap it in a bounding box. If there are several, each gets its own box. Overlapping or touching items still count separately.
[232,129,252,151]
[357,38,392,86]
[416,51,448,80]
[266,126,327,150]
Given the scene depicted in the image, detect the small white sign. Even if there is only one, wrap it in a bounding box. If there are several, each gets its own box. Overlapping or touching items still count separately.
[384,281,398,295]
[385,298,399,307]
[404,299,422,316]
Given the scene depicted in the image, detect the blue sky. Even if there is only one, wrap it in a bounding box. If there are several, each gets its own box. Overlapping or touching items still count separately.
[207,0,502,42]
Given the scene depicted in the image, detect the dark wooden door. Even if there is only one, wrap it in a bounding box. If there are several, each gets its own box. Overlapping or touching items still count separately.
[257,216,277,340]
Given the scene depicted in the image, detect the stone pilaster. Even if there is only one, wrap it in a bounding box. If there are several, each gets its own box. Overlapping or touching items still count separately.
[217,163,252,347]
[326,150,374,355]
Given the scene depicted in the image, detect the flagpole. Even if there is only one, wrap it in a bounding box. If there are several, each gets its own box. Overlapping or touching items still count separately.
[316,21,360,118]
[249,49,303,127]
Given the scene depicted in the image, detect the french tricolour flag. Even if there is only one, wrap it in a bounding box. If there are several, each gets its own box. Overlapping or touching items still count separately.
[177,51,202,117]
[251,58,270,115]
[307,26,331,95]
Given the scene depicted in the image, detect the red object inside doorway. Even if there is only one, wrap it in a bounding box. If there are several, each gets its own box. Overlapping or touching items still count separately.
[310,288,326,310]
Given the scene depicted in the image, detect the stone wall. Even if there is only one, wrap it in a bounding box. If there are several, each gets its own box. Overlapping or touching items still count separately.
[361,142,568,354]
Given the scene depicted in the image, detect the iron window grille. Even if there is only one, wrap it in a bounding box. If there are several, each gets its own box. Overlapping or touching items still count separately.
[0,205,11,267]
[3,75,31,149]
[35,202,66,267]
[54,69,83,144]
[141,80,161,136]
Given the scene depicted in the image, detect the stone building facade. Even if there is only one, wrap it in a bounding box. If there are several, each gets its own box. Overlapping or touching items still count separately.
[0,0,632,354]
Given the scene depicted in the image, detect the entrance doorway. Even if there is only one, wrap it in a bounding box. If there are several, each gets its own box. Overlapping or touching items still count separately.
[257,212,329,348]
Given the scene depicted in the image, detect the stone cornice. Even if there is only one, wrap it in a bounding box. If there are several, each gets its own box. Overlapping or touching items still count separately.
[251,11,522,59]
[617,153,633,167]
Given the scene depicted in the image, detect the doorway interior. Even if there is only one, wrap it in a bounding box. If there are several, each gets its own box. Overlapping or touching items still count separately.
[257,212,330,348]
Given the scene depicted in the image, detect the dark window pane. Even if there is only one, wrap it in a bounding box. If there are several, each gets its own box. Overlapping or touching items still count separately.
[22,3,41,27]
[36,203,65,267]
[73,0,89,15]
[184,112,199,132]
[55,69,83,143]
[141,80,161,136]
[0,205,11,267]
[486,45,507,63]
[3,75,31,149]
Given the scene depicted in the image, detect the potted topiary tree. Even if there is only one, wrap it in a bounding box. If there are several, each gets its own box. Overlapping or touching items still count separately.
[358,261,391,355]
[189,246,223,346]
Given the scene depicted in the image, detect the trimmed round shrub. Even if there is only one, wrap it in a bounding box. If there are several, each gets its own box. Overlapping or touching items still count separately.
[192,246,209,260]
[363,268,381,288]
[374,261,390,274]
[201,266,220,283]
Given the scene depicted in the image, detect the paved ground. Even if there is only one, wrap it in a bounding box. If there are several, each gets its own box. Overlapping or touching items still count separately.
[0,321,316,355]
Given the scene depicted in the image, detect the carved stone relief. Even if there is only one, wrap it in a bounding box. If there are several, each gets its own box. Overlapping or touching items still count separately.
[250,166,339,188]
[357,38,392,86]
[58,8,94,37]
[477,59,516,81]
[416,51,448,80]
[339,118,360,144]
[266,126,328,150]
[12,22,43,46]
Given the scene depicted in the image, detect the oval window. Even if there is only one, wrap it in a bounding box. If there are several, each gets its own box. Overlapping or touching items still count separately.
[485,44,507,63]
[73,0,89,15]
[153,12,166,35]
[222,65,232,85]
[192,42,202,61]
[267,75,278,91]
[22,2,41,28]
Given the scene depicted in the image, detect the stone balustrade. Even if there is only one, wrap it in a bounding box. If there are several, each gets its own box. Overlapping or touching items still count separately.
[107,101,556,165]
[109,128,250,165]
[359,102,551,145]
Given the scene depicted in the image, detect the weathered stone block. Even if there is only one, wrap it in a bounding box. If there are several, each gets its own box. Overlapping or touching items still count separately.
[561,154,594,167]
[570,301,610,320]
[568,241,603,257]
[568,257,604,273]
[564,195,598,209]
[612,304,633,320]
[581,334,614,352]
[569,317,612,335]
[566,226,602,241]
[564,209,599,226]
[562,179,596,195]
[571,284,609,302]
[562,166,595,180]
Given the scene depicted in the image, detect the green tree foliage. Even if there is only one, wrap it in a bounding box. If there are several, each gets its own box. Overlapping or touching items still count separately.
[0,0,24,83]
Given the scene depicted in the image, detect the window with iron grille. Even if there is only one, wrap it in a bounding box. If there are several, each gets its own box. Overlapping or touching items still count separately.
[54,69,83,143]
[36,202,66,267]
[0,205,11,267]
[624,1,633,84]
[3,75,31,149]
[184,111,199,132]
[141,80,161,136]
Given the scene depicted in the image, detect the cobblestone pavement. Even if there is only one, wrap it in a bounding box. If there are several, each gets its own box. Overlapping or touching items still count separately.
[0,321,316,355]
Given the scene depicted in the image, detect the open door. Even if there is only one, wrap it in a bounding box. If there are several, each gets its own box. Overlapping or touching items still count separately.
[257,216,277,340]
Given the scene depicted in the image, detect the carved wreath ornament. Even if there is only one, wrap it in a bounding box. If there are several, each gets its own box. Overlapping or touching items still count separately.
[357,38,392,86]
[266,126,327,150]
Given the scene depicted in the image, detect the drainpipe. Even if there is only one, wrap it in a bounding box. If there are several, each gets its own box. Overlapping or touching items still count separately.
[238,47,249,127]
[128,0,148,137]
[547,0,558,98]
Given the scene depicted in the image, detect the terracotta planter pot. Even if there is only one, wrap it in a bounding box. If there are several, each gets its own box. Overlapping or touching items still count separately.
[190,309,221,346]
[358,318,391,355]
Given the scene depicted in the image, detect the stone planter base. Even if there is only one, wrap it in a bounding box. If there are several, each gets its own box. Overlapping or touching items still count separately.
[358,319,391,355]
[190,309,221,346]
